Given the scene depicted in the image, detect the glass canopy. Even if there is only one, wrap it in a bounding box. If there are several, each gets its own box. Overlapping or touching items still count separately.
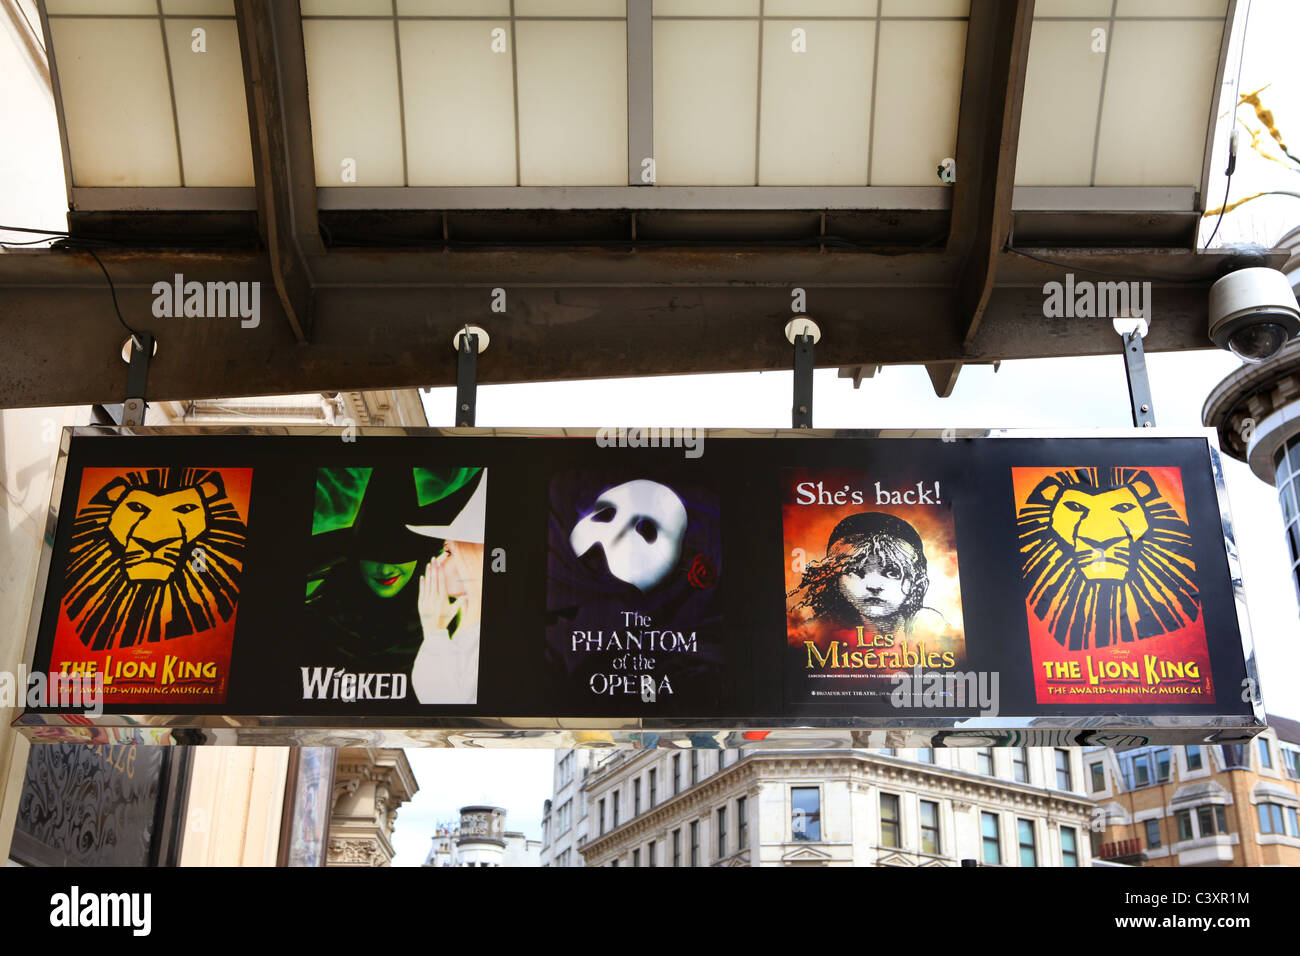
[46,0,252,188]
[1015,0,1230,188]
[40,0,1235,207]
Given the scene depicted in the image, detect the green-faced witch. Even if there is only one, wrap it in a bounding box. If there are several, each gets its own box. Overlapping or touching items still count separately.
[303,465,486,686]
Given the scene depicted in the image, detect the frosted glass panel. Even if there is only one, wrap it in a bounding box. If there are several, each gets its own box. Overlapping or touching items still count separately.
[398,0,512,13]
[765,0,875,15]
[758,20,873,185]
[300,0,392,15]
[654,20,758,185]
[515,20,627,185]
[1094,20,1222,186]
[870,19,965,185]
[400,21,517,186]
[653,0,759,14]
[1116,0,1228,15]
[50,18,179,186]
[1034,0,1112,14]
[879,0,967,14]
[46,0,156,13]
[1015,21,1107,186]
[160,0,236,14]
[515,0,626,15]
[303,20,405,186]
[164,19,254,186]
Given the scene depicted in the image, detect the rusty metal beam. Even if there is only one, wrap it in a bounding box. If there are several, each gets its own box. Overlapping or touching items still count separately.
[947,0,1037,393]
[234,0,320,343]
[0,245,1278,410]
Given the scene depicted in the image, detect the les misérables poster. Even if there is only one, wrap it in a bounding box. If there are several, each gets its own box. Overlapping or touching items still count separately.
[1013,465,1214,705]
[782,467,966,704]
[50,466,252,705]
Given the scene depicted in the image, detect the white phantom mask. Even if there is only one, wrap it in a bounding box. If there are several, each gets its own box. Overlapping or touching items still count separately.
[570,480,688,592]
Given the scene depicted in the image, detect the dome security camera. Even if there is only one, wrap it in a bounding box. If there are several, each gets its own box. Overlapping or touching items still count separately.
[1208,267,1300,363]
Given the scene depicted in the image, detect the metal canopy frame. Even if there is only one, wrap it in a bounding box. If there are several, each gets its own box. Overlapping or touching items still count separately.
[3,0,1273,412]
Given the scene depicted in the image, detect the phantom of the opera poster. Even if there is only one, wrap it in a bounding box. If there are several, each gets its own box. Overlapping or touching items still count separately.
[1013,465,1214,705]
[783,467,967,704]
[49,466,252,705]
[545,471,723,710]
[299,465,487,705]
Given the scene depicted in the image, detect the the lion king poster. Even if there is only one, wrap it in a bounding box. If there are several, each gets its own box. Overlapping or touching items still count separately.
[1013,465,1214,705]
[49,466,252,705]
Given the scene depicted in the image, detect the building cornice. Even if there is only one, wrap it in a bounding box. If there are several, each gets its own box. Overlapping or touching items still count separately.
[585,759,757,855]
[581,750,1092,861]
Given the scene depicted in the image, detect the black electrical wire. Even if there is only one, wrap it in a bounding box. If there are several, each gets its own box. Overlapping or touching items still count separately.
[1004,245,1210,285]
[0,235,66,246]
[1203,0,1251,250]
[69,242,147,344]
[1203,148,1235,251]
[1,225,147,343]
[0,222,253,250]
[0,224,98,238]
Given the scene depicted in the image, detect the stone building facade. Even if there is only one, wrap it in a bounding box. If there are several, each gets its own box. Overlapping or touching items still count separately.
[547,746,1093,868]
[539,746,603,868]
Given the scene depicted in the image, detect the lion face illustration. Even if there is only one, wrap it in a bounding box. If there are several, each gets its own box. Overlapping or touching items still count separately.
[1049,484,1151,582]
[108,485,211,582]
[1018,467,1199,650]
[63,468,247,650]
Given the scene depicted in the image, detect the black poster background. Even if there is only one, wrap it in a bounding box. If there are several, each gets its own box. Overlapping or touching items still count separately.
[22,432,1254,724]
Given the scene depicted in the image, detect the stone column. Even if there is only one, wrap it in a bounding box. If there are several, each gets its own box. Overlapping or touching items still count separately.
[327,747,418,867]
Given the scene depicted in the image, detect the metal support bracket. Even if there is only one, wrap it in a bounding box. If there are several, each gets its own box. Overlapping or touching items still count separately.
[792,334,814,428]
[122,332,154,427]
[1118,324,1155,428]
[786,317,820,429]
[453,325,489,427]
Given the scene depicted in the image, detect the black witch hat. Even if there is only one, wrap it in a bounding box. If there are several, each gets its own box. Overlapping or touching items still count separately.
[310,466,484,569]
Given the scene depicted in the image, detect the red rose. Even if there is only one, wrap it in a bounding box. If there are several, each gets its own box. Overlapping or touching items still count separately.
[686,553,717,589]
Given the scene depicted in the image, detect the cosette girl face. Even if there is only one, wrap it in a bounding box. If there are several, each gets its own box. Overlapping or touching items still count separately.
[837,549,914,621]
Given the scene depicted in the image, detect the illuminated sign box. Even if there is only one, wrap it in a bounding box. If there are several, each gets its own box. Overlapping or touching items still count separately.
[15,426,1265,749]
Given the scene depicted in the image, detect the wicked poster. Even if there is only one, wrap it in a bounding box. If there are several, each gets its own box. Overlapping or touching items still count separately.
[782,467,967,704]
[48,466,251,705]
[545,471,723,711]
[299,465,487,705]
[1013,465,1214,705]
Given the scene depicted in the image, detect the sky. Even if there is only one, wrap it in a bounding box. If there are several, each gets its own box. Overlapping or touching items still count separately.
[1,0,1297,868]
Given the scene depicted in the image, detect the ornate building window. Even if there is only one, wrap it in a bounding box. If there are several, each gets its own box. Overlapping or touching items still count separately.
[792,787,821,842]
[879,793,900,849]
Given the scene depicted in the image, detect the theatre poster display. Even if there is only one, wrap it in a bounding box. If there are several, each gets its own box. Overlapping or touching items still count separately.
[782,467,966,703]
[16,428,1262,746]
[545,470,723,710]
[48,466,252,705]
